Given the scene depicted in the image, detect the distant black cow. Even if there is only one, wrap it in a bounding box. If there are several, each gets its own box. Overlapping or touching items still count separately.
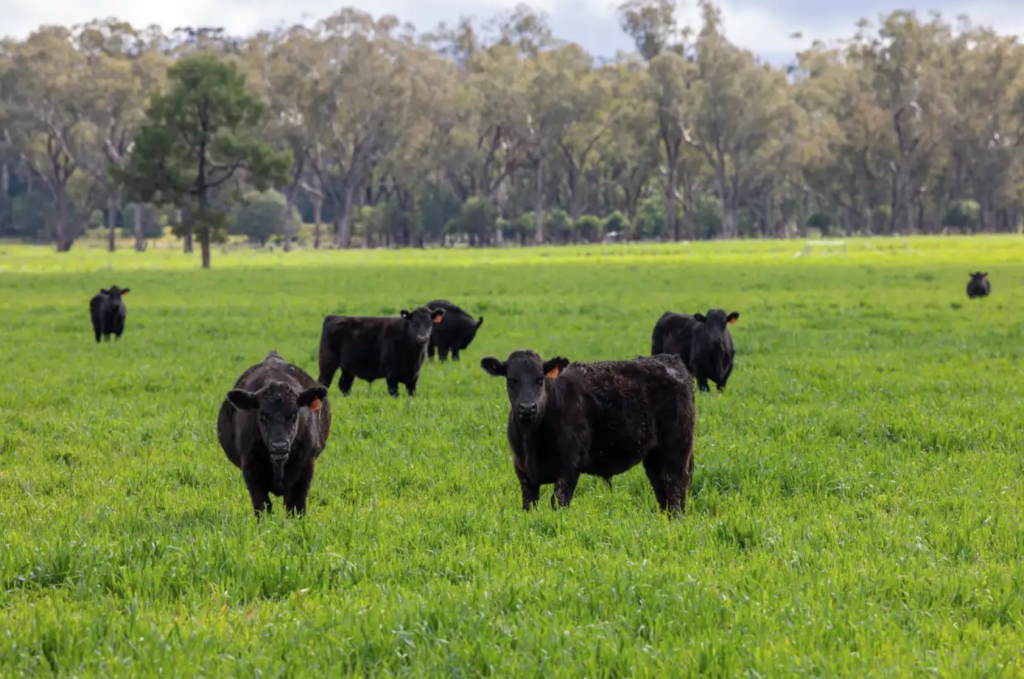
[426,299,484,362]
[967,272,990,298]
[217,351,331,517]
[89,285,130,343]
[480,350,696,515]
[318,305,445,397]
[652,309,739,392]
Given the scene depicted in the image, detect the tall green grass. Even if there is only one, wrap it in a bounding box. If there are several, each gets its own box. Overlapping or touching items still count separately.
[1,237,1022,677]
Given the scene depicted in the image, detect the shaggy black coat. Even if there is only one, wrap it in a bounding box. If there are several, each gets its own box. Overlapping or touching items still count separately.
[217,351,331,516]
[426,299,484,362]
[967,272,990,298]
[651,309,739,392]
[89,286,129,343]
[318,305,445,397]
[481,351,696,515]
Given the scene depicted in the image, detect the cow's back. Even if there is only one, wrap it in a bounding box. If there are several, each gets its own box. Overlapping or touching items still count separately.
[652,313,699,364]
[323,316,392,379]
[563,358,693,474]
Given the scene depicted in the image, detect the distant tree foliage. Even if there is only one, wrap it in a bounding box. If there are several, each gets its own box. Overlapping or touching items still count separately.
[2,4,1024,258]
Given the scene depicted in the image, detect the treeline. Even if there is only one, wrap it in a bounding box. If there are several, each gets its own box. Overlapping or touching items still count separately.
[2,0,1024,259]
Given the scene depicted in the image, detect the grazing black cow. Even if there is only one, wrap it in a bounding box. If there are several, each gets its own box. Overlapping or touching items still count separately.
[967,272,990,298]
[89,286,130,343]
[217,351,331,517]
[651,309,739,393]
[318,305,445,397]
[426,299,484,362]
[480,351,696,514]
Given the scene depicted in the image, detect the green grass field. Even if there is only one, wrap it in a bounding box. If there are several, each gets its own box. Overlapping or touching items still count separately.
[1,237,1023,677]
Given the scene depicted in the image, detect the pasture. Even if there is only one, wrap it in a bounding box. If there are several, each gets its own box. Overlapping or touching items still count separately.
[1,237,1023,677]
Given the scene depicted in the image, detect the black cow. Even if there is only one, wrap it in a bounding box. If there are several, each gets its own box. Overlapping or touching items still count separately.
[967,272,990,298]
[89,286,130,343]
[217,351,331,517]
[426,299,484,362]
[651,309,739,392]
[480,350,696,515]
[318,305,445,397]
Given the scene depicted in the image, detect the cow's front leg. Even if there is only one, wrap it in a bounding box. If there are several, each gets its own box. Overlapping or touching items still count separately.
[551,469,579,509]
[517,471,539,511]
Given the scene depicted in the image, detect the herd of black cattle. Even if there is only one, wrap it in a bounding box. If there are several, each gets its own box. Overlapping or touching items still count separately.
[86,271,991,518]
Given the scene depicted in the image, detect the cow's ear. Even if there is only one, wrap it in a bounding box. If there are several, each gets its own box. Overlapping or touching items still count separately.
[544,357,570,378]
[227,389,260,411]
[476,316,484,329]
[121,288,130,295]
[297,385,328,409]
[480,357,507,377]
[400,309,411,319]
[694,313,707,323]
[100,288,110,295]
[727,311,739,325]
[431,308,445,323]
[982,272,988,277]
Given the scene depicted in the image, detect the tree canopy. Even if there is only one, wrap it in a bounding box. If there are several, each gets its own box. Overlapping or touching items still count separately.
[2,3,1024,259]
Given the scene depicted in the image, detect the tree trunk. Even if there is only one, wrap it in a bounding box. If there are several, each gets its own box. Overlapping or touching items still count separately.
[107,196,118,253]
[723,205,738,240]
[284,187,294,252]
[134,204,145,252]
[334,187,354,249]
[1,163,8,230]
[534,159,544,244]
[338,209,352,249]
[666,164,678,242]
[713,166,731,239]
[54,188,72,252]
[200,228,211,269]
[179,209,193,253]
[312,195,322,249]
[332,213,342,248]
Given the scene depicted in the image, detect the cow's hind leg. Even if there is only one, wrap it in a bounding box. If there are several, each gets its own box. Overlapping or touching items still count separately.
[646,442,694,517]
[338,370,355,396]
[405,377,418,397]
[642,458,668,511]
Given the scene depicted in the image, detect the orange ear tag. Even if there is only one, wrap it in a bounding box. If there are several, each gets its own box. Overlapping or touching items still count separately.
[311,398,322,420]
[545,366,560,379]
[434,316,442,323]
[729,318,736,325]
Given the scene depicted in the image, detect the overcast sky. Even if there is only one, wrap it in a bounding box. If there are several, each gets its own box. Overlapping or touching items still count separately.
[5,0,1024,64]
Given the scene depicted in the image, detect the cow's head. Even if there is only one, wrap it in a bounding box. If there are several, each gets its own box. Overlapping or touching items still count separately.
[227,381,327,484]
[480,350,569,426]
[970,272,988,282]
[401,306,445,344]
[101,286,130,300]
[694,309,739,353]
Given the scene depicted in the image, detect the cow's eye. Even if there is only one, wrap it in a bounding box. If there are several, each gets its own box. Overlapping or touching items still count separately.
[259,413,268,423]
[536,378,543,385]
[508,378,518,386]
